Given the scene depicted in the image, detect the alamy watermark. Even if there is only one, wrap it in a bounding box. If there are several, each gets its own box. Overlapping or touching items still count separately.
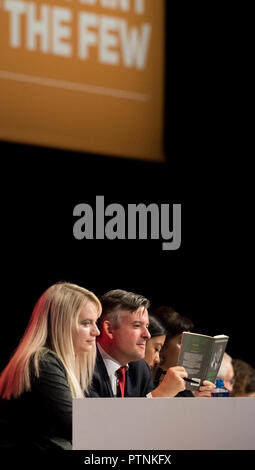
[73,196,181,251]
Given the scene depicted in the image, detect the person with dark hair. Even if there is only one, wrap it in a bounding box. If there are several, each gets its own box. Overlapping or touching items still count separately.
[244,374,255,397]
[152,306,194,370]
[144,315,167,370]
[231,359,255,397]
[89,290,189,398]
[152,306,215,397]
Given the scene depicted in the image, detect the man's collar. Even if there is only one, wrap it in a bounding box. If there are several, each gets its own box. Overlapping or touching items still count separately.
[97,343,129,372]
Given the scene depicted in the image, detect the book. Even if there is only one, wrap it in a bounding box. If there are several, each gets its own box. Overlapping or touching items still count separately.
[177,332,229,391]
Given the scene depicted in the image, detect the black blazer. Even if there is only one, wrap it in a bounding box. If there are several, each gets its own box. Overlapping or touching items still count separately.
[0,352,72,450]
[88,347,154,398]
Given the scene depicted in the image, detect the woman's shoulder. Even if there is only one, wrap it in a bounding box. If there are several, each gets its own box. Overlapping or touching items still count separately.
[31,350,67,378]
[38,350,63,365]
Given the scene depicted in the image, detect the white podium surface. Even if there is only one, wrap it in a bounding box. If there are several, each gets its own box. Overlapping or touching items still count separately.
[73,397,255,450]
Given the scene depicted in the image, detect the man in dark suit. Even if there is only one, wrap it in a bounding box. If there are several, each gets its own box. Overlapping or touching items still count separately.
[89,289,188,398]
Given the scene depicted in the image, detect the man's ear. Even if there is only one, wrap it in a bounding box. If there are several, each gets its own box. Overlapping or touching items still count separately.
[102,320,115,339]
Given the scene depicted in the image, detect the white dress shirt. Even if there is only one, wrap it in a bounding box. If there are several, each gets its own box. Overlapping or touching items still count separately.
[97,343,152,398]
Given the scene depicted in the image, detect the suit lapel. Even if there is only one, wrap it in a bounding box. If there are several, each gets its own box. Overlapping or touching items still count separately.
[96,346,114,397]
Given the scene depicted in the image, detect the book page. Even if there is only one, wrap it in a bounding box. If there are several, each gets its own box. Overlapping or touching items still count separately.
[205,337,229,383]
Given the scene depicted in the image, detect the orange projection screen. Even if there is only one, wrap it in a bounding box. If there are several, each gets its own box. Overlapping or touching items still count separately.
[0,0,165,161]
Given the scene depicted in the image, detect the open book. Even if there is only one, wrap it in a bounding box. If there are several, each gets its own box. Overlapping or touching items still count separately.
[177,332,229,391]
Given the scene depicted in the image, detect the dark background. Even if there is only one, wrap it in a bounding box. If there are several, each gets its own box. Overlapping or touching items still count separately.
[0,2,251,370]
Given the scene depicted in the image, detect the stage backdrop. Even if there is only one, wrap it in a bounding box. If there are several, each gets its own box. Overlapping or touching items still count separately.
[0,0,165,161]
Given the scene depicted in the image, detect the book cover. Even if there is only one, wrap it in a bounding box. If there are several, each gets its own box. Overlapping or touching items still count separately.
[178,332,229,391]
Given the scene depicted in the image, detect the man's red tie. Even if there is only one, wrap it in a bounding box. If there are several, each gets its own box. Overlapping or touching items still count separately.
[116,366,126,397]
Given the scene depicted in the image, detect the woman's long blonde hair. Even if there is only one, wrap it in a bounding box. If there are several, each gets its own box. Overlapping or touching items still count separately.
[0,282,101,399]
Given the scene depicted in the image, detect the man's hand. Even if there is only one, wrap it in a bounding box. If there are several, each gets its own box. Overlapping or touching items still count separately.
[194,380,216,397]
[151,366,188,398]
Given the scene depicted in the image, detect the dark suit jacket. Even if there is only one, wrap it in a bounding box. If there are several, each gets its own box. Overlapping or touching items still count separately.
[88,347,154,397]
[0,352,72,450]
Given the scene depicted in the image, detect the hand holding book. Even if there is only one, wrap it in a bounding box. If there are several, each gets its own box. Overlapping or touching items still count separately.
[151,366,188,397]
[193,380,216,397]
[177,332,229,391]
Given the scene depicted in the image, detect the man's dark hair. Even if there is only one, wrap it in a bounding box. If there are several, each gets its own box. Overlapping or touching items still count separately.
[98,289,150,328]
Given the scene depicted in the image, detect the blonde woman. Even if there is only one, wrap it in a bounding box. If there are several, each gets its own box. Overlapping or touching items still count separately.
[0,282,101,450]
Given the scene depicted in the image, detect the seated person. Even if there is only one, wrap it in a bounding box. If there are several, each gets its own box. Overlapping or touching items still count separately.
[89,290,189,398]
[151,305,215,397]
[0,282,101,449]
[217,352,234,393]
[231,359,255,397]
[144,314,167,370]
[89,290,215,398]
